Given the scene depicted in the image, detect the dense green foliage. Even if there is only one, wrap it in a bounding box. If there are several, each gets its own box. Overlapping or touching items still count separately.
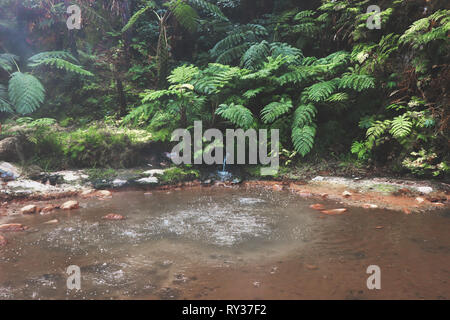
[0,0,448,178]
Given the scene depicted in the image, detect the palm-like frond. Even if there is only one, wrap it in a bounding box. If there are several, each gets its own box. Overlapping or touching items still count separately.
[293,104,317,128]
[305,79,337,102]
[338,74,375,92]
[187,0,228,21]
[0,53,19,72]
[216,103,254,129]
[292,125,316,157]
[28,58,93,76]
[8,72,45,115]
[261,97,293,124]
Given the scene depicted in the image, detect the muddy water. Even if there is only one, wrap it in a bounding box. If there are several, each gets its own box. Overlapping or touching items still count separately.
[0,187,449,299]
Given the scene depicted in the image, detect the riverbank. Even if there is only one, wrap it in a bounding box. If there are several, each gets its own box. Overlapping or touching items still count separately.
[1,162,448,218]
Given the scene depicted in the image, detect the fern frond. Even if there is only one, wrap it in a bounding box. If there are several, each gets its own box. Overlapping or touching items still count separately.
[241,40,270,70]
[243,87,265,99]
[28,58,93,76]
[293,104,317,128]
[121,3,155,33]
[216,103,254,129]
[338,74,375,91]
[305,80,337,102]
[0,53,19,72]
[390,114,412,138]
[261,97,293,123]
[269,42,303,60]
[211,24,267,64]
[366,120,390,143]
[276,65,320,86]
[216,43,252,65]
[168,65,200,84]
[171,0,199,33]
[292,125,316,157]
[141,89,174,103]
[294,10,315,20]
[0,84,13,112]
[28,51,77,64]
[325,92,349,102]
[8,72,45,115]
[187,0,229,21]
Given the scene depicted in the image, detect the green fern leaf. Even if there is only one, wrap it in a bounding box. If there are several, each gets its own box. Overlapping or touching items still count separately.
[8,72,45,115]
[338,74,375,92]
[216,103,254,129]
[292,125,316,157]
[293,104,317,128]
[28,58,93,76]
[305,80,337,102]
[261,97,293,123]
[390,114,412,138]
[187,0,229,21]
[0,53,19,72]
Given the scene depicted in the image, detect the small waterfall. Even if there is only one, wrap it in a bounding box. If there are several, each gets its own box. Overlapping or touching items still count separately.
[217,153,232,181]
[222,154,227,172]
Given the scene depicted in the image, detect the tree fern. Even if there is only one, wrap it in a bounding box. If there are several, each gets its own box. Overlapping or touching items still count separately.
[292,125,316,157]
[216,103,254,129]
[261,97,293,123]
[8,72,45,115]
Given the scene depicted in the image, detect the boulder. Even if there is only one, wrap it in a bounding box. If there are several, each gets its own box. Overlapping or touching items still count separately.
[320,208,347,215]
[41,204,59,214]
[0,162,21,180]
[0,223,27,232]
[96,190,112,197]
[417,186,433,194]
[143,169,166,176]
[342,190,352,198]
[136,177,158,185]
[21,204,39,214]
[102,213,125,220]
[0,137,20,162]
[309,204,325,210]
[61,200,79,210]
[43,219,59,224]
[272,184,283,191]
[0,235,7,246]
[81,189,95,197]
[415,197,425,204]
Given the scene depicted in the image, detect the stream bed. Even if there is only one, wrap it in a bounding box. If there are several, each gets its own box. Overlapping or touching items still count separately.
[0,187,449,299]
